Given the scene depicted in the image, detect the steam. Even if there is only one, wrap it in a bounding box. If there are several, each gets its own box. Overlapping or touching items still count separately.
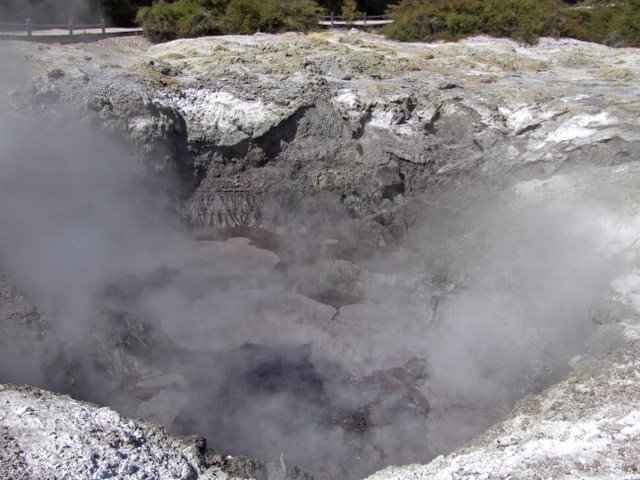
[411,189,616,432]
[0,42,624,480]
[0,0,102,24]
[0,110,179,400]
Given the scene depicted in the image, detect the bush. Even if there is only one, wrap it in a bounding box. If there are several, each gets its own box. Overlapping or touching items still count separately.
[137,0,321,41]
[383,0,640,46]
[183,8,222,36]
[342,0,362,22]
[564,1,640,46]
[384,0,566,43]
[383,0,441,41]
[218,0,265,33]
[219,0,322,34]
[477,0,566,43]
[136,0,226,41]
[276,0,324,31]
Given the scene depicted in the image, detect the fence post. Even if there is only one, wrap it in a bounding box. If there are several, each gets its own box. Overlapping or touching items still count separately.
[363,12,367,24]
[330,11,334,26]
[101,18,106,34]
[68,19,73,36]
[26,18,32,37]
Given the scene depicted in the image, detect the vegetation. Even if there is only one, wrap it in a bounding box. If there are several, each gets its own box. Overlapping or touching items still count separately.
[564,1,640,46]
[10,0,611,47]
[4,0,639,47]
[136,0,226,41]
[219,0,323,35]
[136,0,322,40]
[341,0,362,22]
[383,0,640,47]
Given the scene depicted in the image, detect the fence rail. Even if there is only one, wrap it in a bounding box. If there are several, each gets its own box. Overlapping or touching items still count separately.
[0,22,27,28]
[320,13,393,27]
[0,14,392,41]
[0,18,108,36]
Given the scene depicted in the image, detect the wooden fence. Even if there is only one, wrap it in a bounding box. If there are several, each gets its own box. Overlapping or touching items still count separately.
[319,13,393,27]
[0,14,391,41]
[0,19,142,41]
[0,19,106,36]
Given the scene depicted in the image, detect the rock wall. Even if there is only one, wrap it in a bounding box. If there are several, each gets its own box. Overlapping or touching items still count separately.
[16,33,639,241]
[0,384,263,480]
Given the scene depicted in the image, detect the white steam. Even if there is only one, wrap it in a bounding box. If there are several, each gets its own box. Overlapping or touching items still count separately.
[0,0,102,24]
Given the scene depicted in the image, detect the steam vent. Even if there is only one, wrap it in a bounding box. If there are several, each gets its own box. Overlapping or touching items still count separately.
[2,22,640,480]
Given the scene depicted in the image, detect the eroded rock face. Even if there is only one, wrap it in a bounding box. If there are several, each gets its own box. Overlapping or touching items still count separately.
[12,32,640,240]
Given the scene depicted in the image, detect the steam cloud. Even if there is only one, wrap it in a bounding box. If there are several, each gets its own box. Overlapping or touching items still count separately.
[0,0,102,24]
[0,41,622,479]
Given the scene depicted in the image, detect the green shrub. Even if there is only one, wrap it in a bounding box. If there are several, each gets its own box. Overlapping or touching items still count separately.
[342,0,362,22]
[184,8,222,36]
[138,0,321,41]
[474,0,566,43]
[278,0,324,31]
[136,7,173,41]
[219,0,265,33]
[384,0,566,43]
[136,0,227,41]
[219,0,322,34]
[383,0,640,46]
[564,1,640,46]
[383,0,447,41]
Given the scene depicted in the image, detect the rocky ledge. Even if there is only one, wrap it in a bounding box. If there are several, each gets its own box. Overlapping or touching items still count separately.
[0,384,266,480]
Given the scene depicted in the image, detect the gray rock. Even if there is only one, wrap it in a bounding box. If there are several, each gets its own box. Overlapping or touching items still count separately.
[47,68,65,80]
[0,274,47,344]
[0,384,256,480]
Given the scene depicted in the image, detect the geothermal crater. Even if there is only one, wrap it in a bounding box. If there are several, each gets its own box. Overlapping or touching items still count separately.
[1,30,640,480]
